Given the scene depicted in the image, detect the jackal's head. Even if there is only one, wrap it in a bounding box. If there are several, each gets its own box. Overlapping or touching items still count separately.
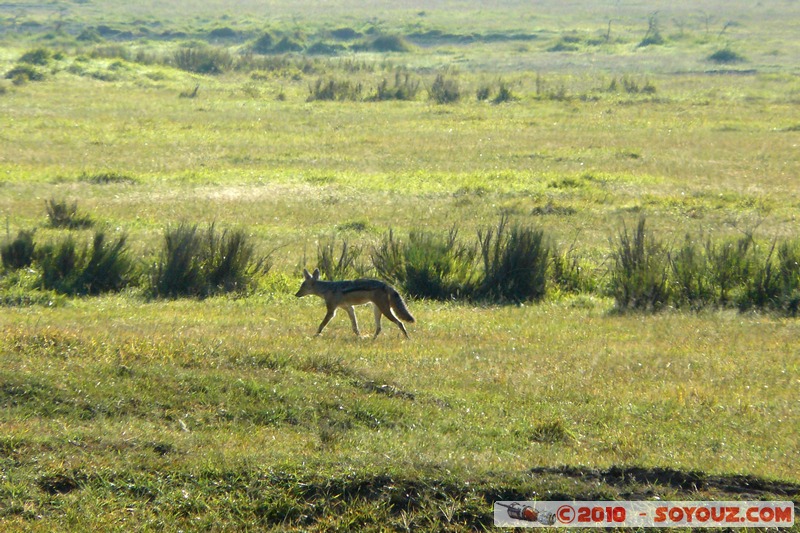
[295,268,320,297]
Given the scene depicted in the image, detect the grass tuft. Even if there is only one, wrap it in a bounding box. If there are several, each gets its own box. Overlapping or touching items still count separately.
[307,77,363,101]
[478,216,549,303]
[317,238,365,280]
[37,231,132,295]
[151,223,268,298]
[528,418,578,444]
[2,230,36,270]
[609,217,669,311]
[173,44,234,74]
[372,227,477,300]
[45,199,93,229]
[429,73,461,104]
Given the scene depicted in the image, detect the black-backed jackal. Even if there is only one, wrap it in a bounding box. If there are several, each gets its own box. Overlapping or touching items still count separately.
[295,268,415,338]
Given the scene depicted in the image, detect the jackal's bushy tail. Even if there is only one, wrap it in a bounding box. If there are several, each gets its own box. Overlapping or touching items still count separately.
[389,289,415,323]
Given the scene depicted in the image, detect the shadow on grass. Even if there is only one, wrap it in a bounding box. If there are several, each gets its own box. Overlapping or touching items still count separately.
[529,465,800,498]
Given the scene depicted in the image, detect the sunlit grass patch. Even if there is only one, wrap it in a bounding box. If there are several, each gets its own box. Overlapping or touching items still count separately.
[1,3,800,528]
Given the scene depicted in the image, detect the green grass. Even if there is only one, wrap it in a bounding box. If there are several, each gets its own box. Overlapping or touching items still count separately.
[1,1,800,529]
[1,298,798,529]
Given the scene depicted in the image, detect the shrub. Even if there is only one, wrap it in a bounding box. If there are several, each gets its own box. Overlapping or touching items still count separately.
[208,27,238,40]
[18,48,52,65]
[739,240,779,311]
[668,235,713,308]
[637,14,665,48]
[37,231,132,295]
[551,243,593,294]
[372,227,477,300]
[478,216,549,303]
[205,226,267,293]
[429,73,461,104]
[307,42,345,56]
[368,34,411,53]
[609,217,670,311]
[638,33,664,47]
[370,229,406,286]
[45,199,92,229]
[151,224,202,298]
[77,232,132,294]
[307,77,362,101]
[492,82,517,104]
[708,48,745,64]
[317,239,365,281]
[2,230,35,270]
[272,37,304,53]
[402,228,477,300]
[251,32,275,54]
[776,240,800,314]
[173,45,233,74]
[705,234,753,304]
[37,236,78,293]
[331,27,361,40]
[370,71,420,101]
[547,40,580,52]
[5,64,46,83]
[77,29,103,42]
[151,223,268,298]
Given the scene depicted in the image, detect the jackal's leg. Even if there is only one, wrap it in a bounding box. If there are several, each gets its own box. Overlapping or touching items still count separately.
[372,304,382,338]
[345,306,360,336]
[374,302,409,339]
[316,307,336,336]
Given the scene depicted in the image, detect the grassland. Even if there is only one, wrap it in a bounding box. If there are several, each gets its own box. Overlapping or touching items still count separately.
[1,0,799,530]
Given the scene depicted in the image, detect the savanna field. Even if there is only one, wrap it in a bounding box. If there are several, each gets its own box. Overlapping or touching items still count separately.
[1,0,799,530]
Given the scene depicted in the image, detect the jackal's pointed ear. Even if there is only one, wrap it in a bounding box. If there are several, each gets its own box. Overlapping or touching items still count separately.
[312,268,320,280]
[303,268,312,280]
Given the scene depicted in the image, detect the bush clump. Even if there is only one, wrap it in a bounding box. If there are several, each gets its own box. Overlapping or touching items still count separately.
[668,235,714,308]
[251,32,275,54]
[372,227,477,300]
[708,48,746,64]
[477,216,549,303]
[272,37,304,53]
[45,199,93,229]
[18,47,53,65]
[2,230,36,270]
[367,34,412,53]
[151,223,268,298]
[370,71,420,101]
[492,82,517,104]
[5,64,46,83]
[705,234,754,305]
[307,77,363,102]
[429,73,461,104]
[775,241,800,314]
[317,239,365,281]
[208,27,239,41]
[173,44,234,74]
[609,217,670,311]
[37,231,132,295]
[551,244,594,294]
